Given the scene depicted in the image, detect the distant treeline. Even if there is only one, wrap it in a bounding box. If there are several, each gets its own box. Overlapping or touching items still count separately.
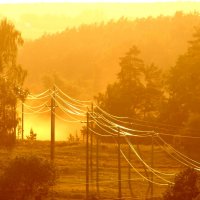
[19,11,200,98]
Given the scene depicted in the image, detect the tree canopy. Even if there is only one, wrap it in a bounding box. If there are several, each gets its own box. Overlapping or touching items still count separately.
[95,46,163,121]
[163,168,200,200]
[0,19,27,146]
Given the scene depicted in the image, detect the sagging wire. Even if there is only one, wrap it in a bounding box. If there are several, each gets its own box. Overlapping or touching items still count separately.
[98,112,154,134]
[156,135,200,170]
[54,84,91,105]
[55,90,89,110]
[55,93,88,114]
[22,101,49,109]
[95,104,200,138]
[124,136,175,177]
[28,89,50,97]
[50,93,86,117]
[154,138,194,169]
[91,113,152,138]
[27,90,51,100]
[89,117,174,185]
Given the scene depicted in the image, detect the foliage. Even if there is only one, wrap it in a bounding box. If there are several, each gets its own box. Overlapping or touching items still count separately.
[163,168,199,200]
[160,26,200,150]
[0,155,56,200]
[95,46,164,120]
[19,12,200,98]
[164,27,200,126]
[67,133,80,143]
[26,128,37,143]
[0,19,27,146]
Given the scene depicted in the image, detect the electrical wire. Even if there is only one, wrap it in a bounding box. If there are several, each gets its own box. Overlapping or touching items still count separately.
[92,120,119,137]
[120,149,170,186]
[27,93,51,100]
[57,100,86,117]
[95,104,200,137]
[51,95,86,117]
[89,121,174,185]
[124,136,175,177]
[22,101,49,109]
[154,138,194,169]
[55,91,89,109]
[54,84,91,105]
[91,114,153,138]
[28,89,50,97]
[156,135,200,169]
[53,111,82,123]
[56,93,88,114]
[98,112,154,134]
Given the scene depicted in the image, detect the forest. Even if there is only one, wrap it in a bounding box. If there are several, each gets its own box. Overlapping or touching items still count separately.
[19,11,200,99]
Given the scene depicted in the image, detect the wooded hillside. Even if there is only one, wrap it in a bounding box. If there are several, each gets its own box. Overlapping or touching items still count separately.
[18,11,200,98]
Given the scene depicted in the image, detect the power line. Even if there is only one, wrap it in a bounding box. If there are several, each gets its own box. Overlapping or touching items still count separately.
[54,84,91,105]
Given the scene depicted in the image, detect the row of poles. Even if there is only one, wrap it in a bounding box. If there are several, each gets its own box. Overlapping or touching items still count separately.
[21,87,155,200]
[85,110,155,200]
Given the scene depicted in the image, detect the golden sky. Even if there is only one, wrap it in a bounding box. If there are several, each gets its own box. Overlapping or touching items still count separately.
[0,1,200,39]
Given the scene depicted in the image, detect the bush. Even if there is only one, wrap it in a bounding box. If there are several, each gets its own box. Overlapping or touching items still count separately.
[0,155,56,200]
[163,168,199,200]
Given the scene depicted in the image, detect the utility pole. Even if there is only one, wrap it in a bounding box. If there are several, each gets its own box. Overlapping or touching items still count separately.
[90,103,94,190]
[13,105,16,142]
[128,143,134,197]
[86,112,90,200]
[96,135,99,196]
[118,128,122,200]
[151,134,154,199]
[51,86,56,161]
[22,102,24,140]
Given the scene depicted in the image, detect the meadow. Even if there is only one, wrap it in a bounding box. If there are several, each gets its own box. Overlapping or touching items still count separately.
[0,140,184,200]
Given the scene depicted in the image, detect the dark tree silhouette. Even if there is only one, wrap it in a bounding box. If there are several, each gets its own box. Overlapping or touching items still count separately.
[0,155,56,200]
[163,168,199,200]
[95,46,163,121]
[0,19,27,146]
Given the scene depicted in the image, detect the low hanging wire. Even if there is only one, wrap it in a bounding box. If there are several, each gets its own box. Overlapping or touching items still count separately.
[25,87,200,138]
[21,86,200,175]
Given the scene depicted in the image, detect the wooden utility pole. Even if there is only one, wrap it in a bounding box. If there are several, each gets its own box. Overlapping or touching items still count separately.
[118,128,122,200]
[151,135,154,199]
[22,102,24,140]
[13,105,16,142]
[128,144,134,197]
[90,103,94,189]
[51,86,56,161]
[96,135,99,196]
[86,112,90,200]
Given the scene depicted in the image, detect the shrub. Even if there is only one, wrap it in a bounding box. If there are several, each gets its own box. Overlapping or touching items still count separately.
[0,155,56,200]
[163,168,199,200]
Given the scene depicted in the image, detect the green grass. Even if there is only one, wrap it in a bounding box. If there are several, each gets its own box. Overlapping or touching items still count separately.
[0,140,186,200]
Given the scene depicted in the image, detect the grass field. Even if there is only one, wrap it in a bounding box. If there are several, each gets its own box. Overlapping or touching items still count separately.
[0,140,185,200]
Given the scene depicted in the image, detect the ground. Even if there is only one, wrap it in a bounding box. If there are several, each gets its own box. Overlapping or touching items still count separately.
[0,140,185,200]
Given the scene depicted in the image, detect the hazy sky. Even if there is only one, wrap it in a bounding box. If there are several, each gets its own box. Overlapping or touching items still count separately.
[1,1,200,39]
[2,0,200,140]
